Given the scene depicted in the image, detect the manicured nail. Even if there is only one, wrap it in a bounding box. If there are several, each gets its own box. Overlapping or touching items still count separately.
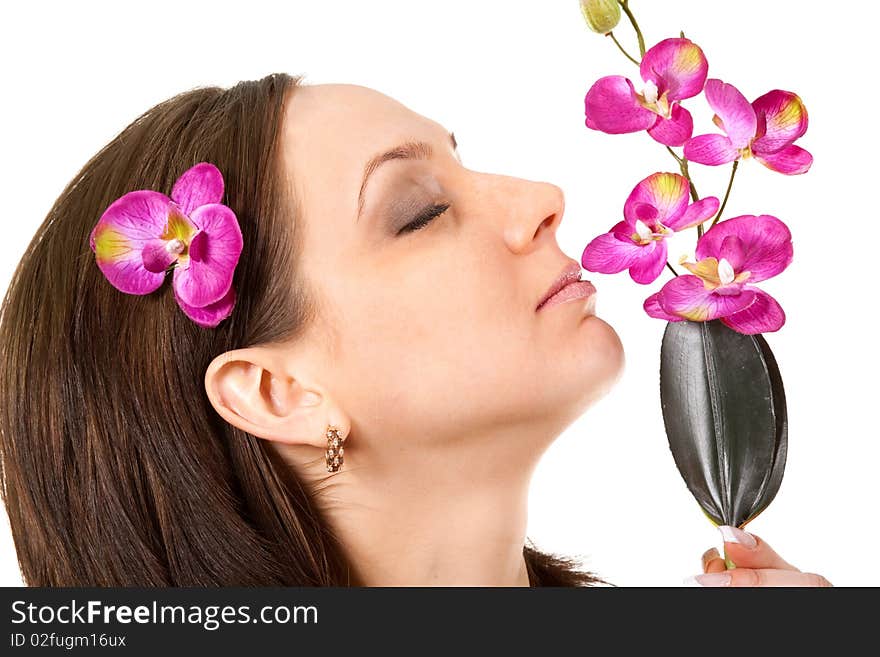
[684,572,732,587]
[701,547,720,569]
[718,525,757,549]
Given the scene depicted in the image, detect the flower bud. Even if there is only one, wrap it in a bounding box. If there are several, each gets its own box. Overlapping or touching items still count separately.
[579,0,621,34]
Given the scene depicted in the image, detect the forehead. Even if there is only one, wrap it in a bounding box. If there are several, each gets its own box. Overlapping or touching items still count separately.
[280,83,447,219]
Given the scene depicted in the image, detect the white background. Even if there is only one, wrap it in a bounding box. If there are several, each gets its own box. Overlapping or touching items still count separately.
[2,0,877,586]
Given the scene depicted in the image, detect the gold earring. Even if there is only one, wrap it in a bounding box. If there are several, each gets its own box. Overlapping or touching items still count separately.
[325,425,345,472]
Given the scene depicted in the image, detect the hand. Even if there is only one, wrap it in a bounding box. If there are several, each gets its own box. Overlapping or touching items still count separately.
[686,525,832,587]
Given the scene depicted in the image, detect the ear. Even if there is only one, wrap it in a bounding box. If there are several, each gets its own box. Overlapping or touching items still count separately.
[204,347,345,448]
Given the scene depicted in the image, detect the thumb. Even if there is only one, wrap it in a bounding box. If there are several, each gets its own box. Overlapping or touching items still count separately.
[718,525,797,571]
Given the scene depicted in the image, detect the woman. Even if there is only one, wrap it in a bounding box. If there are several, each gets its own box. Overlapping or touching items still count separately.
[0,73,830,587]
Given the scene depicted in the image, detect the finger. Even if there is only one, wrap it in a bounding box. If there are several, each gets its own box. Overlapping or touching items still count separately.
[701,547,726,574]
[689,568,833,587]
[717,525,797,571]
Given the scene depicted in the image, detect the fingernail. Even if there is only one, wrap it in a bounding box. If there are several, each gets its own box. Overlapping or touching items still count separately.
[701,547,720,569]
[701,547,720,562]
[684,572,732,587]
[718,525,757,549]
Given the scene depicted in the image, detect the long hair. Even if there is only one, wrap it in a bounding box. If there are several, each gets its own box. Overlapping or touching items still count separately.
[0,72,607,587]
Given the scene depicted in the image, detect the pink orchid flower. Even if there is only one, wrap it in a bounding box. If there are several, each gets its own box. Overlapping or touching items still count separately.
[584,37,709,146]
[581,172,720,284]
[89,162,243,328]
[683,79,811,174]
[643,214,793,334]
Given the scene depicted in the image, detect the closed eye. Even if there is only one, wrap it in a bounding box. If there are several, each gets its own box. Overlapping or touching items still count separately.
[397,203,451,235]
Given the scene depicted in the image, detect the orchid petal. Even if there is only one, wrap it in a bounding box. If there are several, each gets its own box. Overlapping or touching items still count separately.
[644,291,683,322]
[623,172,689,228]
[171,203,243,308]
[753,144,813,175]
[171,162,225,217]
[751,90,809,154]
[683,133,740,166]
[647,103,694,146]
[696,214,793,283]
[581,221,645,274]
[174,283,236,328]
[639,37,708,101]
[631,205,659,224]
[718,234,746,271]
[628,240,668,284]
[704,79,757,149]
[664,196,720,231]
[584,76,657,134]
[610,219,636,242]
[656,274,757,322]
[89,190,180,295]
[720,288,786,334]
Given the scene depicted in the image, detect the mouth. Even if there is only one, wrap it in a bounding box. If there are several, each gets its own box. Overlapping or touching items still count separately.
[536,260,596,312]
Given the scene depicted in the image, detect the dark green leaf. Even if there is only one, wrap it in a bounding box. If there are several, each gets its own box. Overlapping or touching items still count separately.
[659,319,788,528]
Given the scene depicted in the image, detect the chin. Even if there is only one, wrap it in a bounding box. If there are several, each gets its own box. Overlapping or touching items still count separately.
[573,315,626,410]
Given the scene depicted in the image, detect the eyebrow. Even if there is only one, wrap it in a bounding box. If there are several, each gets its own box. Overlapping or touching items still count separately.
[356,131,458,222]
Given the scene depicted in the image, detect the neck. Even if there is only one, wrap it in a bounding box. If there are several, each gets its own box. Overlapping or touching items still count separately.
[284,427,545,586]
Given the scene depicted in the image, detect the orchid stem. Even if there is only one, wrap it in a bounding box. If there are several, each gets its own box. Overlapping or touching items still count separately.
[710,160,739,229]
[665,145,683,165]
[665,146,702,237]
[723,545,736,570]
[607,31,640,65]
[665,262,679,277]
[681,159,699,202]
[666,147,698,199]
[618,1,646,57]
[682,159,703,238]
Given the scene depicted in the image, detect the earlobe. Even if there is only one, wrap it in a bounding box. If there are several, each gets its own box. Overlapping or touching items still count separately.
[203,348,329,447]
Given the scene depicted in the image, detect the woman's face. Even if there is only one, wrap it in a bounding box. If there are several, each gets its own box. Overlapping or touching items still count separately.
[281,84,624,461]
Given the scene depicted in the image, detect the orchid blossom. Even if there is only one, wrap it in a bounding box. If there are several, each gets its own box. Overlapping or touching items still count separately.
[89,162,243,328]
[643,214,793,333]
[582,172,720,284]
[583,37,709,146]
[683,79,811,175]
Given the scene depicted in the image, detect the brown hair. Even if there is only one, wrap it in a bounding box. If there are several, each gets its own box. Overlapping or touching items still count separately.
[0,72,607,587]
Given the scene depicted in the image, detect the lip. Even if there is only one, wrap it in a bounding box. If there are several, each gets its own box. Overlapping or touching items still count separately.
[536,260,594,311]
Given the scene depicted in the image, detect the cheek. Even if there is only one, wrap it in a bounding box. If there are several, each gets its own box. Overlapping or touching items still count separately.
[324,256,625,436]
[335,276,523,428]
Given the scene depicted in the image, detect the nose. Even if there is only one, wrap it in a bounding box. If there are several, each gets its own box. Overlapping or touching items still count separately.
[497,176,565,254]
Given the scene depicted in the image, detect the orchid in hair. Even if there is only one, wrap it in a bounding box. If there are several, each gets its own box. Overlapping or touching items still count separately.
[89,162,243,328]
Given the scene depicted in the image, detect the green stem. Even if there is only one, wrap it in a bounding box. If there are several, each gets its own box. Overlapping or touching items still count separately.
[618,1,646,57]
[709,160,739,229]
[665,147,702,237]
[665,145,683,165]
[682,159,703,238]
[723,545,736,570]
[607,31,640,66]
[681,159,699,202]
[665,147,698,200]
[665,262,679,277]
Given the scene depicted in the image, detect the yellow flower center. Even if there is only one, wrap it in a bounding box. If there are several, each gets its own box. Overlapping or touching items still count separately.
[631,219,672,245]
[159,206,198,264]
[679,255,751,290]
[638,80,672,119]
